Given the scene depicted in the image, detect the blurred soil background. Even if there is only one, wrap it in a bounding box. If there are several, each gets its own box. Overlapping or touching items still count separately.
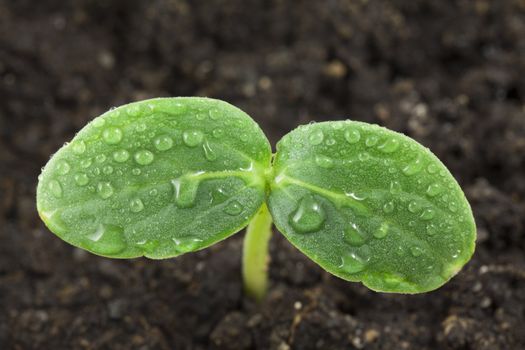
[1,0,524,349]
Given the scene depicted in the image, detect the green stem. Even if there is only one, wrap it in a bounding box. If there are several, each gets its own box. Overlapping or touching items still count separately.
[242,203,273,302]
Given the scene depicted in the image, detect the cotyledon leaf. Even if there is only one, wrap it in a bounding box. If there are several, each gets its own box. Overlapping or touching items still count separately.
[268,121,476,293]
[37,97,272,259]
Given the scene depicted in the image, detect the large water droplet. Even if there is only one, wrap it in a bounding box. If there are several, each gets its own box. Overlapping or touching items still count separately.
[383,201,395,213]
[74,173,89,186]
[365,135,379,147]
[85,224,126,255]
[135,239,159,254]
[56,160,71,175]
[224,200,243,216]
[390,180,402,194]
[183,130,204,147]
[374,222,389,239]
[102,127,123,144]
[72,140,86,155]
[308,130,324,145]
[172,176,200,208]
[426,183,442,197]
[97,182,114,199]
[134,150,154,165]
[113,149,130,163]
[48,180,63,198]
[130,198,144,213]
[203,140,217,161]
[315,155,334,169]
[408,201,421,213]
[420,208,436,220]
[377,138,400,153]
[154,135,173,151]
[344,129,361,144]
[403,156,424,176]
[290,195,326,233]
[173,236,203,253]
[343,223,366,246]
[339,250,369,274]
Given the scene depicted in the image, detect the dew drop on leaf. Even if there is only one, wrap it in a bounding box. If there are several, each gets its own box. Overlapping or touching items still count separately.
[48,180,63,198]
[80,158,92,169]
[95,154,106,163]
[72,140,86,155]
[343,223,366,246]
[315,155,334,169]
[113,149,130,163]
[203,140,217,161]
[97,182,114,199]
[308,130,324,145]
[410,246,423,257]
[212,128,224,139]
[377,138,400,153]
[154,135,173,151]
[224,200,243,216]
[426,223,438,236]
[290,195,326,233]
[172,177,199,208]
[408,201,421,213]
[426,183,442,197]
[92,118,106,128]
[132,168,141,175]
[344,128,361,144]
[134,150,154,165]
[173,236,203,253]
[56,160,71,175]
[339,250,369,274]
[403,156,424,176]
[102,165,113,175]
[74,173,89,186]
[390,180,402,194]
[183,130,204,147]
[85,224,126,255]
[383,201,395,213]
[420,208,435,221]
[374,222,389,239]
[130,198,145,213]
[102,127,123,144]
[365,135,379,147]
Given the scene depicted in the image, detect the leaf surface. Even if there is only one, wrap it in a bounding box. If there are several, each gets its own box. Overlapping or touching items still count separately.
[268,121,476,293]
[37,97,271,258]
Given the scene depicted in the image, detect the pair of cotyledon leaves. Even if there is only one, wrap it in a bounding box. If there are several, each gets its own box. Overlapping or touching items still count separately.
[37,97,476,293]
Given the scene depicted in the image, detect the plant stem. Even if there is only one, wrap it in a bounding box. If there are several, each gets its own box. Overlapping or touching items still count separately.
[242,203,273,302]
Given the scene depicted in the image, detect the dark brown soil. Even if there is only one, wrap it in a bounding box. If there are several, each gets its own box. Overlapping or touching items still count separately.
[1,1,525,349]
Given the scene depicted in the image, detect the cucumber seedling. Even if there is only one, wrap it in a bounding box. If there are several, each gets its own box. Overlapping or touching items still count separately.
[37,97,476,301]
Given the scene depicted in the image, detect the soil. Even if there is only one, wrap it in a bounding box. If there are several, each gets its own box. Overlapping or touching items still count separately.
[1,0,525,349]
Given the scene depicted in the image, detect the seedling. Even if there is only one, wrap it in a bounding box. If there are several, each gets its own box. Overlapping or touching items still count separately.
[37,97,476,301]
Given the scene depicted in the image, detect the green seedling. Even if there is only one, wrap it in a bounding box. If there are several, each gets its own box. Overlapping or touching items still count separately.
[37,97,476,301]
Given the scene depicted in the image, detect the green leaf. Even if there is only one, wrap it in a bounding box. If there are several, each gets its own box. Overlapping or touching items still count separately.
[268,121,476,293]
[37,97,272,259]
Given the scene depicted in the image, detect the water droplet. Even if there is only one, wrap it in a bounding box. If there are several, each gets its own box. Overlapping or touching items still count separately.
[224,200,243,216]
[183,130,204,147]
[403,156,424,176]
[290,195,326,233]
[128,105,141,117]
[136,123,147,132]
[209,109,221,120]
[410,246,423,257]
[315,155,334,168]
[149,188,158,196]
[343,223,366,246]
[154,135,173,151]
[48,180,63,198]
[377,138,400,153]
[173,236,203,253]
[383,201,395,213]
[339,250,369,274]
[132,168,141,175]
[92,167,101,176]
[113,149,130,163]
[308,130,324,145]
[344,129,361,144]
[95,154,107,163]
[449,202,458,213]
[426,183,442,197]
[130,198,144,213]
[172,177,200,208]
[74,173,89,186]
[427,164,438,174]
[97,182,114,199]
[212,128,224,138]
[93,118,106,128]
[85,224,126,255]
[426,223,438,236]
[420,208,435,220]
[374,222,389,239]
[135,239,159,254]
[134,150,154,165]
[103,165,113,175]
[102,127,123,144]
[325,138,336,146]
[390,181,402,194]
[358,152,370,161]
[365,135,379,147]
[56,160,71,175]
[203,140,217,161]
[72,140,86,155]
[80,158,92,169]
[408,201,421,213]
